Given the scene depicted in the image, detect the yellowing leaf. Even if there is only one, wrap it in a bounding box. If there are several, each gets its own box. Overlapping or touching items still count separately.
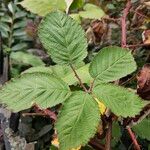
[94,98,106,115]
[51,137,59,147]
[52,137,81,150]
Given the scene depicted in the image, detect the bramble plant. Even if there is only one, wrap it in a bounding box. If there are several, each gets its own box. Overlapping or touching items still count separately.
[0,11,149,150]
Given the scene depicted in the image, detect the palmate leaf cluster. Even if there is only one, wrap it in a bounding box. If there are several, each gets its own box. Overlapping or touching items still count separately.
[0,11,148,150]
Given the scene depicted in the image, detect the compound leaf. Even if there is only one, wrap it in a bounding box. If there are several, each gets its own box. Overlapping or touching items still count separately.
[93,83,145,117]
[0,73,71,112]
[89,46,137,83]
[56,91,100,150]
[19,0,66,16]
[38,11,87,65]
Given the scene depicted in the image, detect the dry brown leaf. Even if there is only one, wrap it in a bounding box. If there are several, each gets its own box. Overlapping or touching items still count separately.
[137,64,150,100]
[142,30,150,44]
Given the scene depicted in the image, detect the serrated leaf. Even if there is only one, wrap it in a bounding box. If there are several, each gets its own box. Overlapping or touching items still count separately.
[111,122,121,147]
[19,0,66,16]
[89,46,137,83]
[0,73,71,112]
[93,83,145,117]
[79,3,105,19]
[56,91,100,150]
[132,118,150,140]
[10,52,44,66]
[23,64,92,85]
[38,11,87,65]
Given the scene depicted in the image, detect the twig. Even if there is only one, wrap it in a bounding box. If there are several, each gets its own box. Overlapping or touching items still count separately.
[127,43,150,48]
[121,0,132,48]
[105,118,112,150]
[126,127,141,150]
[103,17,120,23]
[22,113,46,117]
[70,64,88,93]
[89,138,105,150]
[120,74,136,86]
[22,111,57,121]
[33,104,57,121]
[130,10,148,19]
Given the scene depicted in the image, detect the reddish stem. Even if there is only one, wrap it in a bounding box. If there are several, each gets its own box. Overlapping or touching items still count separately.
[127,127,141,150]
[33,104,57,121]
[121,0,132,48]
[89,138,105,150]
[131,10,148,19]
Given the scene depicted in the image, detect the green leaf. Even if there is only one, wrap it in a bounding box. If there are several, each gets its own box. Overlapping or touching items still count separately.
[8,2,16,14]
[0,73,71,112]
[56,91,100,150]
[70,13,81,23]
[70,0,84,10]
[10,52,44,66]
[89,46,137,83]
[38,11,87,65]
[79,3,105,19]
[23,66,53,74]
[14,20,27,29]
[132,118,150,140]
[111,122,121,147]
[13,29,26,37]
[19,0,66,16]
[11,43,28,51]
[23,64,92,85]
[93,83,145,117]
[63,64,92,85]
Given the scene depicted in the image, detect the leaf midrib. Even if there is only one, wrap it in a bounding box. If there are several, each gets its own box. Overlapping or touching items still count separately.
[95,51,132,80]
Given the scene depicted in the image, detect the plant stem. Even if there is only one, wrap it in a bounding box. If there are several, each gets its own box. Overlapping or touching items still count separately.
[126,127,141,150]
[89,138,105,150]
[70,64,88,93]
[131,10,148,19]
[22,113,46,117]
[33,104,57,121]
[121,0,132,48]
[105,118,112,150]
[127,43,150,48]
